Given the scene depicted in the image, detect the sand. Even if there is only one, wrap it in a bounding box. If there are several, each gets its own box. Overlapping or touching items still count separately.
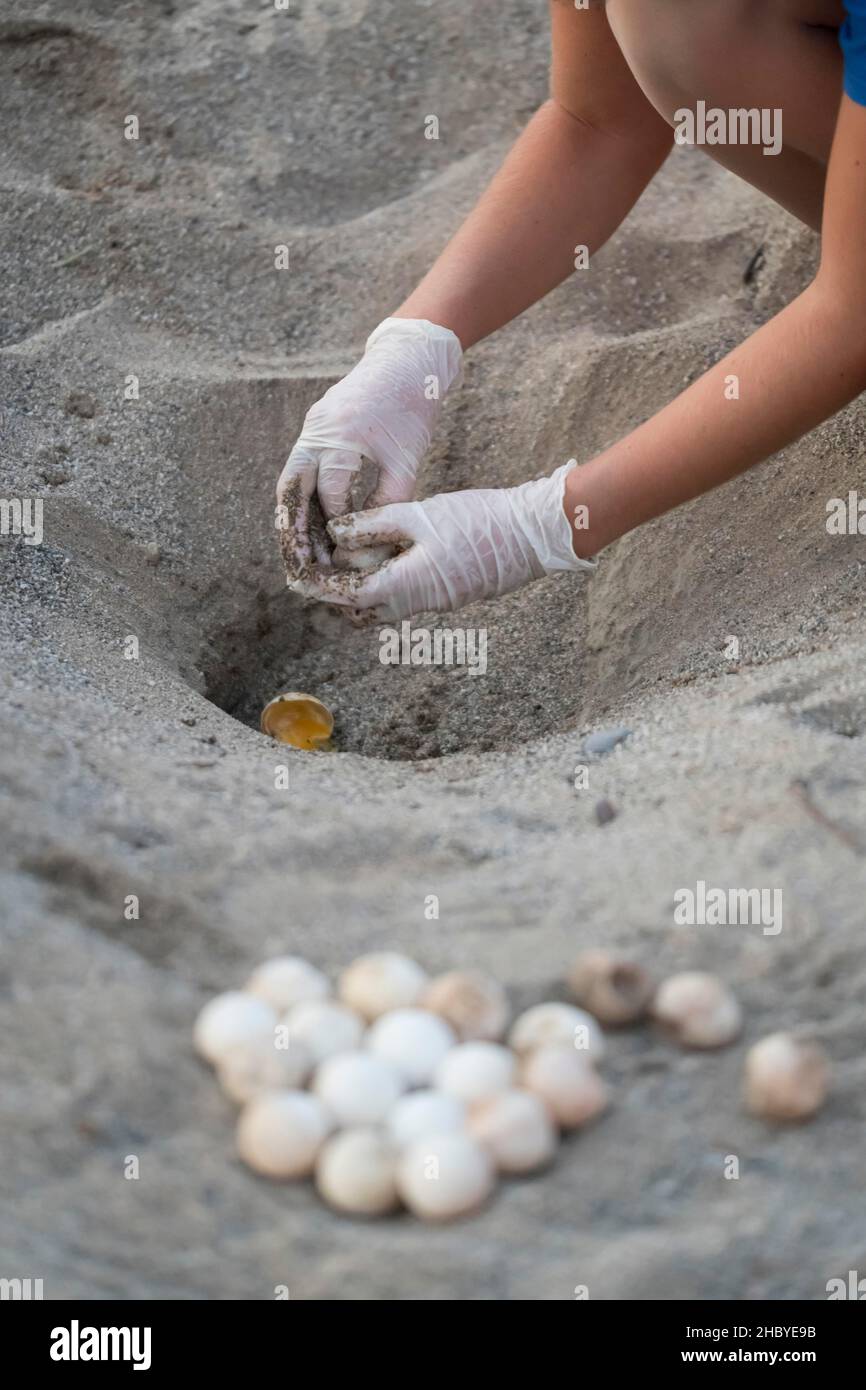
[1,1,865,1300]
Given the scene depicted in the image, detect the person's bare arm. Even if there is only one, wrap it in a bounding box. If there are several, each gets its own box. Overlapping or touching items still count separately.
[393,1,673,349]
[565,94,866,558]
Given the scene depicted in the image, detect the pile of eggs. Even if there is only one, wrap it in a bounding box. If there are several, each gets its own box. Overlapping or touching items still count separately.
[194,952,829,1222]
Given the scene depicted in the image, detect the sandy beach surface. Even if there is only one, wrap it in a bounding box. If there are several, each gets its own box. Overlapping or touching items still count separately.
[2,0,865,1299]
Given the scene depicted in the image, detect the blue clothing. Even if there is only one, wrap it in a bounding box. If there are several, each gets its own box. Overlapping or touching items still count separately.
[841,2,866,105]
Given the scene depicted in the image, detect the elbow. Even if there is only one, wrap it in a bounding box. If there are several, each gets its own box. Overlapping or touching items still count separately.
[806,275,866,383]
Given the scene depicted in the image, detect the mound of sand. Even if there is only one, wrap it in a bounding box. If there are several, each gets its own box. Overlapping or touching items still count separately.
[2,1,864,1299]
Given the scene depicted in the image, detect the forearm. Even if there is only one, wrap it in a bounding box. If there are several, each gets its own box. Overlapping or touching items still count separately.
[565,284,866,558]
[393,99,671,350]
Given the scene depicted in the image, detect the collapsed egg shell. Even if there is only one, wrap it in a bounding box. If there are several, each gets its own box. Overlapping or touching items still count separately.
[217,1033,312,1104]
[396,1132,495,1222]
[237,1090,333,1179]
[651,971,742,1049]
[365,1008,456,1086]
[468,1089,558,1174]
[260,692,334,750]
[193,991,277,1066]
[387,1090,467,1148]
[509,1002,605,1062]
[338,952,429,1022]
[521,1045,609,1130]
[315,1128,401,1216]
[245,956,330,1013]
[744,1032,829,1121]
[421,970,509,1042]
[567,950,653,1026]
[312,1051,406,1127]
[285,999,364,1065]
[434,1041,516,1104]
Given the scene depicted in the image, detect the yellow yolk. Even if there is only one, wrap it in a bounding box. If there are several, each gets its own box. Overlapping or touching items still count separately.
[260,693,334,750]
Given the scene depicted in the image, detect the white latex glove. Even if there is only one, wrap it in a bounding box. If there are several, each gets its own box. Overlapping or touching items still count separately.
[276,317,462,578]
[290,462,597,621]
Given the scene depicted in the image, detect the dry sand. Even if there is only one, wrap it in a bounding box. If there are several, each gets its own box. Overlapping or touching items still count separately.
[1,1,865,1300]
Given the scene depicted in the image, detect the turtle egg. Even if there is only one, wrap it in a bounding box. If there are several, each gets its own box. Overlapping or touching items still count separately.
[312,1051,405,1126]
[217,1033,311,1104]
[260,692,334,751]
[245,956,330,1013]
[508,1002,605,1062]
[366,1008,456,1085]
[567,950,653,1026]
[651,971,742,1049]
[193,991,277,1066]
[315,1127,401,1216]
[237,1090,332,1179]
[421,970,509,1041]
[338,952,429,1022]
[396,1132,495,1222]
[434,1041,516,1104]
[744,1032,829,1121]
[387,1090,466,1148]
[285,999,364,1065]
[521,1045,609,1129]
[468,1089,558,1174]
[332,544,394,571]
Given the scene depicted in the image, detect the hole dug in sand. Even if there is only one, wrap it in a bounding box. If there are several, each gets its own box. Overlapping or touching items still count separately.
[171,370,865,763]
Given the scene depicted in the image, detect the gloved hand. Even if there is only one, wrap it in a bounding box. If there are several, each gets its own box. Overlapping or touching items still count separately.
[290,461,597,622]
[276,317,463,578]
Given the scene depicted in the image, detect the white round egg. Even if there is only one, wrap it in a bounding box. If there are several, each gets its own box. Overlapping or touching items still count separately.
[366,1008,456,1085]
[193,991,277,1066]
[338,952,429,1022]
[387,1090,466,1148]
[285,999,364,1065]
[469,1089,558,1174]
[509,1002,605,1062]
[521,1045,608,1130]
[396,1132,495,1222]
[312,1051,406,1127]
[217,1033,311,1104]
[434,1041,516,1104]
[245,956,330,1013]
[237,1090,332,1179]
[315,1128,401,1216]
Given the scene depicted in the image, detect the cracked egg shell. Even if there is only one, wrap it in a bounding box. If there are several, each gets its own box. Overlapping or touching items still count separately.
[260,692,334,751]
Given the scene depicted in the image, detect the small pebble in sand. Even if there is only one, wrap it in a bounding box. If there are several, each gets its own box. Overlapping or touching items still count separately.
[509,1002,605,1061]
[237,1090,332,1179]
[366,1008,456,1085]
[435,1041,516,1104]
[744,1032,829,1121]
[245,956,330,1013]
[397,1132,495,1222]
[312,1051,405,1126]
[387,1090,466,1147]
[421,969,509,1041]
[338,951,428,1021]
[217,1032,312,1103]
[651,971,742,1049]
[521,1045,609,1129]
[315,1127,401,1216]
[583,726,632,758]
[468,1089,558,1174]
[193,991,277,1065]
[285,998,364,1065]
[260,692,334,750]
[567,950,653,1026]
